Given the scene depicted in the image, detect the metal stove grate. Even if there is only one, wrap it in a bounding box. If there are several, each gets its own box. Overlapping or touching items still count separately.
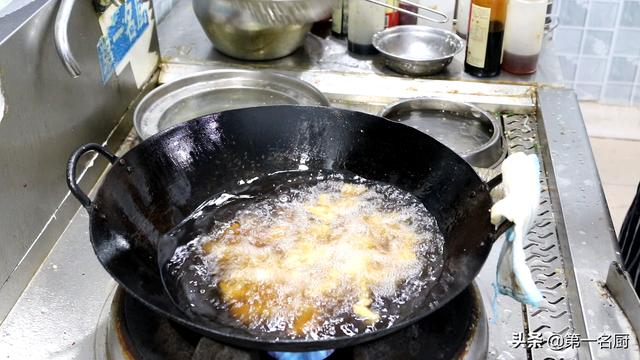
[502,113,576,360]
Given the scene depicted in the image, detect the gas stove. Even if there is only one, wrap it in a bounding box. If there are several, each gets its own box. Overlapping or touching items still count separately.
[1,0,639,357]
[3,92,636,359]
[101,283,487,360]
[1,88,638,359]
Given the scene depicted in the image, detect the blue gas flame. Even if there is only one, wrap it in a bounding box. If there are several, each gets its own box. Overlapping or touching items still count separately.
[268,350,335,360]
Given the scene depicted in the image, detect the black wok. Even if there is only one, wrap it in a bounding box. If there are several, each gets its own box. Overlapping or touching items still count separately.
[66,105,509,351]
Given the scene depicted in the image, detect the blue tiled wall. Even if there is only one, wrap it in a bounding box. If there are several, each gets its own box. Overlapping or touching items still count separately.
[555,0,640,104]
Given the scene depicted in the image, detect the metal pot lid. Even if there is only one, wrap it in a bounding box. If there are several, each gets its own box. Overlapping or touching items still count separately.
[379,97,504,168]
[134,69,330,139]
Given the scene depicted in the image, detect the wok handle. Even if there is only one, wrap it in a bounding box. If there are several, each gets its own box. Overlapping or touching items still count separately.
[491,219,514,242]
[487,173,502,190]
[66,143,118,208]
[486,172,514,241]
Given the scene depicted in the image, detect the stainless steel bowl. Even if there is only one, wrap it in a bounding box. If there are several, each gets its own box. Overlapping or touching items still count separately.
[379,97,504,168]
[134,70,330,139]
[192,0,328,60]
[372,26,464,76]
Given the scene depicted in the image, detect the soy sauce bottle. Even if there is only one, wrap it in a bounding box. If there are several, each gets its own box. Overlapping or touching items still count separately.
[464,0,507,77]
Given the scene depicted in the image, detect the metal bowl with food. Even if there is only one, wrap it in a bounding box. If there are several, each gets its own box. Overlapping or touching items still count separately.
[372,25,464,76]
[192,0,331,60]
[134,69,329,139]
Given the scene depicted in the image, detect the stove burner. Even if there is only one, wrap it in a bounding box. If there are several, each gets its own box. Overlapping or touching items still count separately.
[104,284,488,360]
[268,350,335,360]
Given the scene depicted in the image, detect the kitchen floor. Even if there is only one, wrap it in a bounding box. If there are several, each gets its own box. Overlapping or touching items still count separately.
[582,102,640,235]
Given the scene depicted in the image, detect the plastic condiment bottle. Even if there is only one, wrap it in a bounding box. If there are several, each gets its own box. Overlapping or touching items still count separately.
[332,0,349,37]
[502,0,547,74]
[415,0,454,31]
[456,0,471,38]
[347,0,398,55]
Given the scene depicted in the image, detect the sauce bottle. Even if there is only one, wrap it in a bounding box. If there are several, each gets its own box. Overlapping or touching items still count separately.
[332,0,349,37]
[399,2,418,25]
[502,0,547,74]
[456,0,471,38]
[464,0,507,77]
[385,0,400,28]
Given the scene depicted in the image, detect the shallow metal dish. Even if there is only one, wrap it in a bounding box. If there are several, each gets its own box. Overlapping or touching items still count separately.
[379,97,504,168]
[372,25,464,76]
[134,70,330,139]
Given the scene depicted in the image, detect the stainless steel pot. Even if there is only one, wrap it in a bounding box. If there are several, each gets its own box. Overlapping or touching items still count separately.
[379,97,504,168]
[192,0,329,60]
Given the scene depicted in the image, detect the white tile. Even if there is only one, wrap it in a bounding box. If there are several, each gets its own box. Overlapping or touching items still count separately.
[581,102,640,140]
[589,137,640,186]
[601,183,637,234]
[588,136,640,234]
[588,1,619,28]
[576,58,608,82]
[559,55,579,82]
[621,0,640,27]
[602,84,633,103]
[575,83,603,100]
[555,28,584,55]
[634,86,640,105]
[582,30,613,56]
[614,29,640,56]
[608,56,638,82]
[559,0,588,26]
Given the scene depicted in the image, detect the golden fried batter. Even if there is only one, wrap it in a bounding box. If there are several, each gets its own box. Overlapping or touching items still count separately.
[202,183,423,335]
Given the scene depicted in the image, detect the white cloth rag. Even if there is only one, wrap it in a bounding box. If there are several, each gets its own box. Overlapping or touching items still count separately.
[491,152,544,307]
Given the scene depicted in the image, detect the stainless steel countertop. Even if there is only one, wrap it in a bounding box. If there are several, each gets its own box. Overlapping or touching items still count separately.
[536,88,631,359]
[2,88,638,359]
[0,209,116,359]
[157,0,563,87]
